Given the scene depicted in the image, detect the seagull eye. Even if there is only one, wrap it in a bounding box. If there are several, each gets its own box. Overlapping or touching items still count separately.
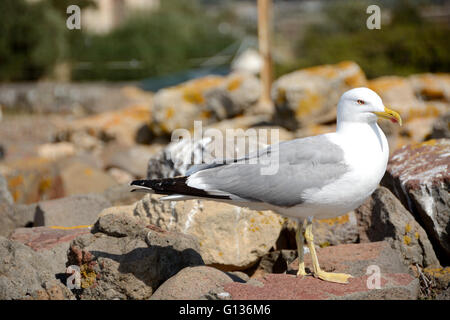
[357,99,365,105]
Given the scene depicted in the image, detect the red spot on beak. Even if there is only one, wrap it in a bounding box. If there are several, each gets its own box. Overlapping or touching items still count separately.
[390,118,398,123]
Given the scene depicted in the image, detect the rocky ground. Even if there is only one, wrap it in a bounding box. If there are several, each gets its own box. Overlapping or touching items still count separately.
[0,62,449,300]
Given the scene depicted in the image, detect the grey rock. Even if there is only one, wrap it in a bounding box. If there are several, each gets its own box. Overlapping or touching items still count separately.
[67,213,204,299]
[0,236,73,300]
[381,139,450,261]
[356,187,440,268]
[430,113,450,139]
[150,266,235,300]
[34,194,112,227]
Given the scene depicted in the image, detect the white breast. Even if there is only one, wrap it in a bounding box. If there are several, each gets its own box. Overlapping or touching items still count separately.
[279,122,389,220]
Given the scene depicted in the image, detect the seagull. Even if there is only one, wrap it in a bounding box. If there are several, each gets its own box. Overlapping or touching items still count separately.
[131,87,402,284]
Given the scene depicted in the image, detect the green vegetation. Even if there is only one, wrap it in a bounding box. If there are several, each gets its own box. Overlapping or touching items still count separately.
[0,0,67,81]
[70,0,236,81]
[279,0,450,78]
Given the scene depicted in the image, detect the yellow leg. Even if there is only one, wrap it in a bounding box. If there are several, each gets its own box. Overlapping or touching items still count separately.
[304,219,352,284]
[296,219,310,277]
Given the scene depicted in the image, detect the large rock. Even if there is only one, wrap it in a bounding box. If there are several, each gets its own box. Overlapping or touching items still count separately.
[0,174,16,237]
[272,61,367,130]
[356,187,440,268]
[368,75,449,149]
[150,72,260,136]
[59,160,118,196]
[101,195,284,270]
[150,266,242,300]
[0,236,74,300]
[34,194,112,227]
[381,139,450,260]
[60,104,151,148]
[9,226,90,276]
[3,157,65,204]
[224,242,419,300]
[102,144,164,178]
[430,113,450,140]
[67,213,203,299]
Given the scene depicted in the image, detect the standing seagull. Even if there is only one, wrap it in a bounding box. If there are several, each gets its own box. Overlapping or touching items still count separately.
[131,87,402,284]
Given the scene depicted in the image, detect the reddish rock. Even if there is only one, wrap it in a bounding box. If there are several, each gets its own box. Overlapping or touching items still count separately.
[382,139,450,259]
[9,226,90,251]
[224,242,419,300]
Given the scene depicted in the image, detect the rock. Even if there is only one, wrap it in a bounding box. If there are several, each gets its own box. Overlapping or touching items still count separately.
[67,214,203,299]
[37,142,76,161]
[3,157,65,204]
[61,104,151,148]
[9,226,90,275]
[423,266,450,292]
[151,72,260,136]
[356,187,440,267]
[102,144,163,178]
[150,266,237,300]
[0,173,13,206]
[59,160,118,196]
[224,242,419,300]
[103,194,284,270]
[0,174,16,237]
[272,61,366,130]
[0,82,152,115]
[102,184,145,206]
[430,113,450,139]
[34,194,112,227]
[381,139,450,261]
[409,73,450,102]
[0,236,74,300]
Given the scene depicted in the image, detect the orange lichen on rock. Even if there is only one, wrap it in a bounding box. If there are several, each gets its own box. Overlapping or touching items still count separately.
[317,213,350,226]
[296,90,323,118]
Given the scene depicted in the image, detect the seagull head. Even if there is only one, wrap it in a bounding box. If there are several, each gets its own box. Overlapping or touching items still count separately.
[337,87,402,126]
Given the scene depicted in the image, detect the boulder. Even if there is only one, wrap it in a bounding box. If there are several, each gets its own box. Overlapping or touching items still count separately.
[381,139,450,260]
[102,144,164,178]
[59,160,118,196]
[150,266,240,300]
[356,187,440,267]
[101,195,284,270]
[272,61,366,130]
[151,72,260,136]
[34,194,112,228]
[430,113,450,140]
[9,226,90,276]
[60,104,151,147]
[224,242,419,300]
[67,213,203,299]
[0,174,16,237]
[3,157,65,204]
[0,236,74,300]
[409,73,450,102]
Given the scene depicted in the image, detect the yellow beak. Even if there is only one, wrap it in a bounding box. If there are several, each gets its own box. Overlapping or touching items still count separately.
[374,107,402,126]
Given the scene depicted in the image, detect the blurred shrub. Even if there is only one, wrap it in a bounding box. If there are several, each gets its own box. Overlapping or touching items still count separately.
[281,0,450,78]
[0,0,68,81]
[70,0,236,81]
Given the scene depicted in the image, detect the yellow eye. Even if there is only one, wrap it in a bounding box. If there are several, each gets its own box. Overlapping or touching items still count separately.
[357,99,365,105]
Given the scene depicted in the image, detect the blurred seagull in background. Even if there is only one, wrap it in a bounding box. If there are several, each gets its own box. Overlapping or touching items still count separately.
[131,87,402,284]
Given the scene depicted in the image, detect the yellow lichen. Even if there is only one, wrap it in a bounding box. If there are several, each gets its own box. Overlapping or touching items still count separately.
[296,90,322,118]
[414,232,420,240]
[227,77,242,91]
[403,235,412,245]
[405,223,412,233]
[318,214,350,226]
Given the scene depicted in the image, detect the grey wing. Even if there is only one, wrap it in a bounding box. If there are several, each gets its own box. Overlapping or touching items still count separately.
[186,135,349,207]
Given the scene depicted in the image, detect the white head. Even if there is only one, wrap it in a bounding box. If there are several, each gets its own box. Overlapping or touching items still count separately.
[337,87,402,126]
